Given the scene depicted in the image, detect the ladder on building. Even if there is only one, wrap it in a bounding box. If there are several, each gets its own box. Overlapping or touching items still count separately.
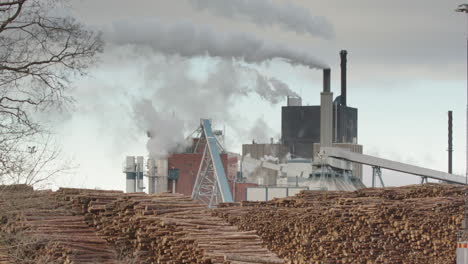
[192,119,233,207]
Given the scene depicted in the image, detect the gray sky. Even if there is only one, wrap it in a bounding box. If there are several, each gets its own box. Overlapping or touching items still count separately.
[56,0,468,190]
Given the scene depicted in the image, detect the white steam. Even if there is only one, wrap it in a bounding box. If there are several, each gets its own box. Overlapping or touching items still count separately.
[132,99,188,158]
[106,18,328,69]
[190,0,334,39]
[131,57,296,158]
[255,73,298,104]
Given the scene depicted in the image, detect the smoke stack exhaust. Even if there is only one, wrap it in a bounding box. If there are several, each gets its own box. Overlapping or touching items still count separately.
[340,50,347,106]
[320,68,333,148]
[323,68,331,92]
[449,111,453,174]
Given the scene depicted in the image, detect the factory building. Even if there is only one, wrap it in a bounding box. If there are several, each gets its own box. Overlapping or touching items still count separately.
[312,143,363,180]
[242,143,289,186]
[242,51,364,190]
[281,102,358,159]
[281,50,358,159]
[126,137,255,202]
[127,50,365,201]
[167,151,238,197]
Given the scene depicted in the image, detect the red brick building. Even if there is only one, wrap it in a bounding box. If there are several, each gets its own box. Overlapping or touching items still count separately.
[166,139,255,202]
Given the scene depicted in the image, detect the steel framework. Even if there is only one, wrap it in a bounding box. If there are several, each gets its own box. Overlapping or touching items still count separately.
[192,119,233,207]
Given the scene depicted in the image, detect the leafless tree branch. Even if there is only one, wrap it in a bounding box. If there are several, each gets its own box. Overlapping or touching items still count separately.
[0,0,103,186]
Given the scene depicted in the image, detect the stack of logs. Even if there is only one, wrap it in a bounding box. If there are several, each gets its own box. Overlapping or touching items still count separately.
[214,184,467,264]
[56,188,284,264]
[1,183,465,264]
[0,188,120,263]
[0,244,10,264]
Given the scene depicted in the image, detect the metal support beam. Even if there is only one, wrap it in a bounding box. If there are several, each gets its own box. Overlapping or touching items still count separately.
[372,166,384,188]
[420,176,428,185]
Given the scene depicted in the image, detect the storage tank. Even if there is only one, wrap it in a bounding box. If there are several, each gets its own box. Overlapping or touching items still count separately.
[124,156,136,193]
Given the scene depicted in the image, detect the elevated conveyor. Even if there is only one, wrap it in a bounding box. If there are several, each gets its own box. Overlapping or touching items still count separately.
[320,147,467,185]
[192,119,233,207]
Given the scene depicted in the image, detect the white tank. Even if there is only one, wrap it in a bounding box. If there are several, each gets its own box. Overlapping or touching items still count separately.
[125,156,136,193]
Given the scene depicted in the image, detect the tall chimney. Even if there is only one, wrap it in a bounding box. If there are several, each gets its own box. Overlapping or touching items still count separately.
[320,68,333,148]
[449,111,453,174]
[323,68,331,92]
[340,50,348,106]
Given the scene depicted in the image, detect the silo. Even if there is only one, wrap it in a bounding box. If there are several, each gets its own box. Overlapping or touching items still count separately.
[125,156,136,193]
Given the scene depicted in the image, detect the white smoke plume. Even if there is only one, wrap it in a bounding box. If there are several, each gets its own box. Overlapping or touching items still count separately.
[190,0,334,39]
[255,74,298,104]
[132,99,188,158]
[106,18,328,69]
[131,57,295,158]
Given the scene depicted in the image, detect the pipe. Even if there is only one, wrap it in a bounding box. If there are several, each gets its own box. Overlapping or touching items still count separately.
[449,111,453,174]
[340,50,348,106]
[323,68,331,92]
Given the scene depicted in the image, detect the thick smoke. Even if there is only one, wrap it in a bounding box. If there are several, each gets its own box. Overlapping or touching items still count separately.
[255,73,298,104]
[190,0,334,39]
[106,18,328,69]
[103,15,322,158]
[131,57,296,158]
[132,99,188,158]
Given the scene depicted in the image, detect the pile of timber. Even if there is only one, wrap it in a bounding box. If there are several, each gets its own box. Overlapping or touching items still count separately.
[0,244,10,264]
[214,184,467,264]
[0,189,119,263]
[56,188,284,264]
[0,184,33,193]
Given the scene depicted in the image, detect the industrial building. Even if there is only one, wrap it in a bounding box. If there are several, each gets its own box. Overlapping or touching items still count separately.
[124,51,368,203]
[241,50,364,192]
[242,143,288,186]
[123,50,467,204]
[281,101,358,159]
[281,50,358,159]
[125,127,256,203]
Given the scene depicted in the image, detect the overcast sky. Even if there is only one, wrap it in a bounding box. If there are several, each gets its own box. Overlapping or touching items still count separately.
[55,0,468,190]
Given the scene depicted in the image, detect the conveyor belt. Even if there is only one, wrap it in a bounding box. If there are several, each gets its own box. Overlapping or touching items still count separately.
[320,147,467,185]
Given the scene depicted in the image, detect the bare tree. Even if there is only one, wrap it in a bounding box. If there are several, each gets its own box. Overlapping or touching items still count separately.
[0,0,103,185]
[0,133,75,188]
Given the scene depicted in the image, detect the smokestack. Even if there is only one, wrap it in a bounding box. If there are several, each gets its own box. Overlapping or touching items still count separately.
[340,50,347,106]
[320,68,333,148]
[449,111,453,174]
[323,68,331,92]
